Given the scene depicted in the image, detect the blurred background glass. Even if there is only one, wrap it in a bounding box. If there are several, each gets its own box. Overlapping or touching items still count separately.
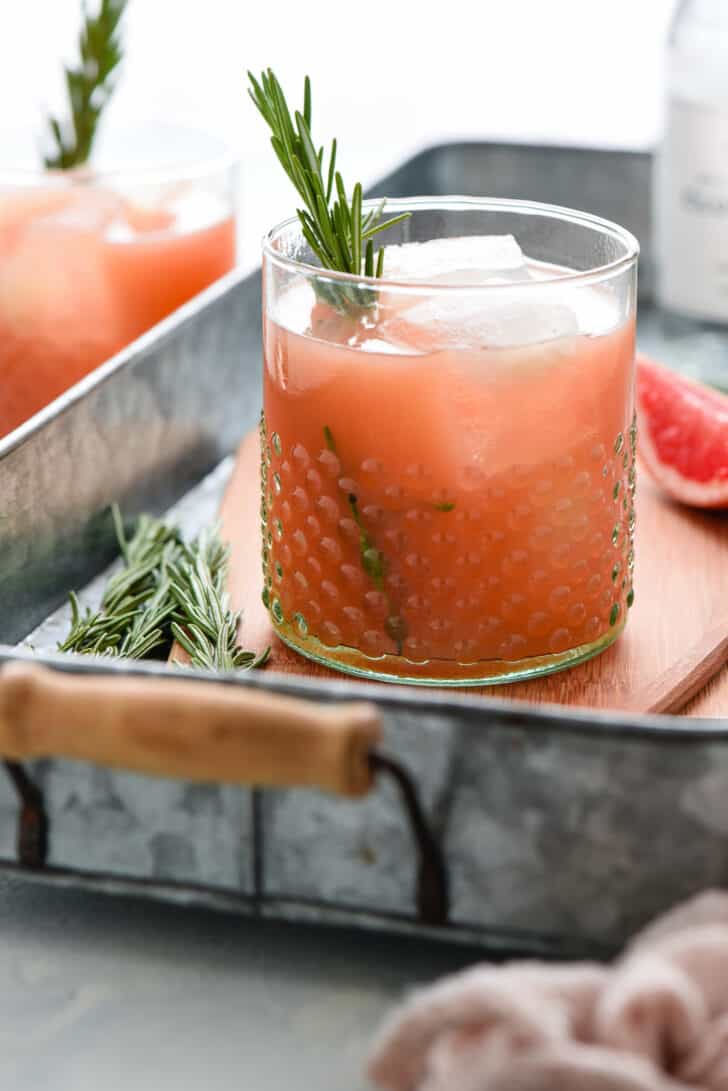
[0,127,237,436]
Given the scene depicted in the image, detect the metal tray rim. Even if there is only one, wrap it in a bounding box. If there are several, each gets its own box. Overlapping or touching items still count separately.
[3,642,726,738]
[0,861,609,959]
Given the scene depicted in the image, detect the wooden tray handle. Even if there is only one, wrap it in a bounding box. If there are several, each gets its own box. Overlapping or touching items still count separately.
[0,662,382,798]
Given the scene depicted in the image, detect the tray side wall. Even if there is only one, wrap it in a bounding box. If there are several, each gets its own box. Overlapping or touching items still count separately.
[1,269,262,644]
[0,652,726,955]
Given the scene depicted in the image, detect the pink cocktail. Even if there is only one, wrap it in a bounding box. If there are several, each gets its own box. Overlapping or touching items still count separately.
[0,145,237,438]
[261,198,639,685]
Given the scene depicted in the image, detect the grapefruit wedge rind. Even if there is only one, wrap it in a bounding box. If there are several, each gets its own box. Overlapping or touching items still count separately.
[636,353,728,509]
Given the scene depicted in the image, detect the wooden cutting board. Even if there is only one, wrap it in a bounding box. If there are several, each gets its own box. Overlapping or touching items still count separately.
[221,432,728,717]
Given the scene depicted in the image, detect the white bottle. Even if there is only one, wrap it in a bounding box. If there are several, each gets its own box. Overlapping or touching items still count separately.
[655,0,728,323]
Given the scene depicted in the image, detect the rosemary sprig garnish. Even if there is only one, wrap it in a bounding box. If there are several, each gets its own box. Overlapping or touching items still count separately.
[248,68,409,312]
[44,0,128,170]
[60,505,268,672]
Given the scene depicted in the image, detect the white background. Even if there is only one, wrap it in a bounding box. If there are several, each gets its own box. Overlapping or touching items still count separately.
[1,0,679,266]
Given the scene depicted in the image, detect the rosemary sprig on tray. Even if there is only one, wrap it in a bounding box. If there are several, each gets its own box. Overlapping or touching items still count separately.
[59,505,268,672]
[44,0,128,170]
[169,529,270,672]
[248,68,409,312]
[60,508,181,659]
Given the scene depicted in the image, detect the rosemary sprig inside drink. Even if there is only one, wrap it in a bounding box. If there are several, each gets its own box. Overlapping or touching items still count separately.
[248,68,409,313]
[60,505,268,672]
[45,0,128,170]
[323,426,407,655]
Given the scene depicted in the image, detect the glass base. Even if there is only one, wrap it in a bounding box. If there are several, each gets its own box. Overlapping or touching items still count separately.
[274,619,626,687]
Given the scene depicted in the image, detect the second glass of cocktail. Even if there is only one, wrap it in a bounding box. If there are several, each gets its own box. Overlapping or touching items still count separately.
[261,197,638,684]
[0,131,237,439]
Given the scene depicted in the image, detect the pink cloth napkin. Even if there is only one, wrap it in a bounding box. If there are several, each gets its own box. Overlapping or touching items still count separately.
[368,892,728,1091]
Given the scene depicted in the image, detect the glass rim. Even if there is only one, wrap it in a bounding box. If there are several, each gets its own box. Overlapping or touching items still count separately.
[262,195,640,293]
[0,125,238,188]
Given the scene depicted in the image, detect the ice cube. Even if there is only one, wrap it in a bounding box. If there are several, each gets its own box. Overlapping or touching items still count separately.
[381,287,580,352]
[273,279,317,336]
[0,187,76,243]
[29,187,126,236]
[383,235,531,285]
[162,190,226,234]
[356,335,422,356]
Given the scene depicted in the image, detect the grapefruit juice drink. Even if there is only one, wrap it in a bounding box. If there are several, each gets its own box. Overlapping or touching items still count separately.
[261,198,639,685]
[0,145,237,438]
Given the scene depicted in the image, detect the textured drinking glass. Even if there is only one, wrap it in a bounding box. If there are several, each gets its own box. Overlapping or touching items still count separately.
[261,197,638,685]
[0,125,238,437]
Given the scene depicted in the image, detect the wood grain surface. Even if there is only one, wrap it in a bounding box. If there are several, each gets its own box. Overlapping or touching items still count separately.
[684,664,728,718]
[0,660,381,796]
[222,433,728,718]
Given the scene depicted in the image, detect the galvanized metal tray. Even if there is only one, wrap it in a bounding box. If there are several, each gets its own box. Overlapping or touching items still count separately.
[1,141,727,958]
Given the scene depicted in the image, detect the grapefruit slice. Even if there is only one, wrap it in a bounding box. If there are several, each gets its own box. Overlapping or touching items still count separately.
[636,353,728,508]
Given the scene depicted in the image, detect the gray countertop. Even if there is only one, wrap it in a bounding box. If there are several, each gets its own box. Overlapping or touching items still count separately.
[0,876,480,1090]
